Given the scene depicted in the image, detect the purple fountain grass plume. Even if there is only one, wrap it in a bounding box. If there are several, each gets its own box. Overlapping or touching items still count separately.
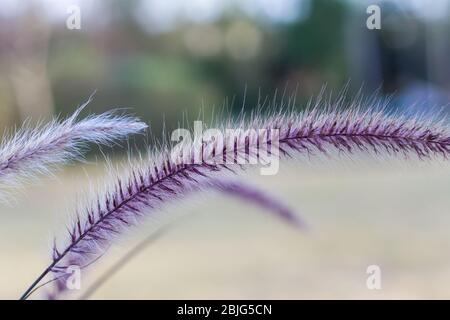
[78,179,301,300]
[38,179,302,300]
[20,94,450,300]
[0,97,147,202]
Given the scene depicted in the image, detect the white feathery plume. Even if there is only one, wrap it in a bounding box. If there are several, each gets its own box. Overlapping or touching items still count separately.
[0,97,148,202]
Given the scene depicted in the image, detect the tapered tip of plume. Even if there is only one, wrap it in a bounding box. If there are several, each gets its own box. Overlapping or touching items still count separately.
[68,91,149,145]
[211,179,307,230]
[73,112,149,146]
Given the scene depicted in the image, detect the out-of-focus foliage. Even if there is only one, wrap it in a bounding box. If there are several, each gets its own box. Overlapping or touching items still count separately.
[1,0,450,138]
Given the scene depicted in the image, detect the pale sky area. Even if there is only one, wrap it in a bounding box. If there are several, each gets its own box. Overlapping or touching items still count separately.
[1,0,448,33]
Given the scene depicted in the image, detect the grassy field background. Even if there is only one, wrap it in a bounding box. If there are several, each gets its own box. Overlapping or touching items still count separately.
[2,159,450,299]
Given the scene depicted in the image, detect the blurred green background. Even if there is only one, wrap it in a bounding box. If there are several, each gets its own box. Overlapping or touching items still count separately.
[1,0,450,133]
[2,0,450,299]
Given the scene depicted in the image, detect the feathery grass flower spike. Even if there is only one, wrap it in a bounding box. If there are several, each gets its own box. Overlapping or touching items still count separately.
[0,96,147,202]
[22,94,450,299]
[25,179,301,299]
